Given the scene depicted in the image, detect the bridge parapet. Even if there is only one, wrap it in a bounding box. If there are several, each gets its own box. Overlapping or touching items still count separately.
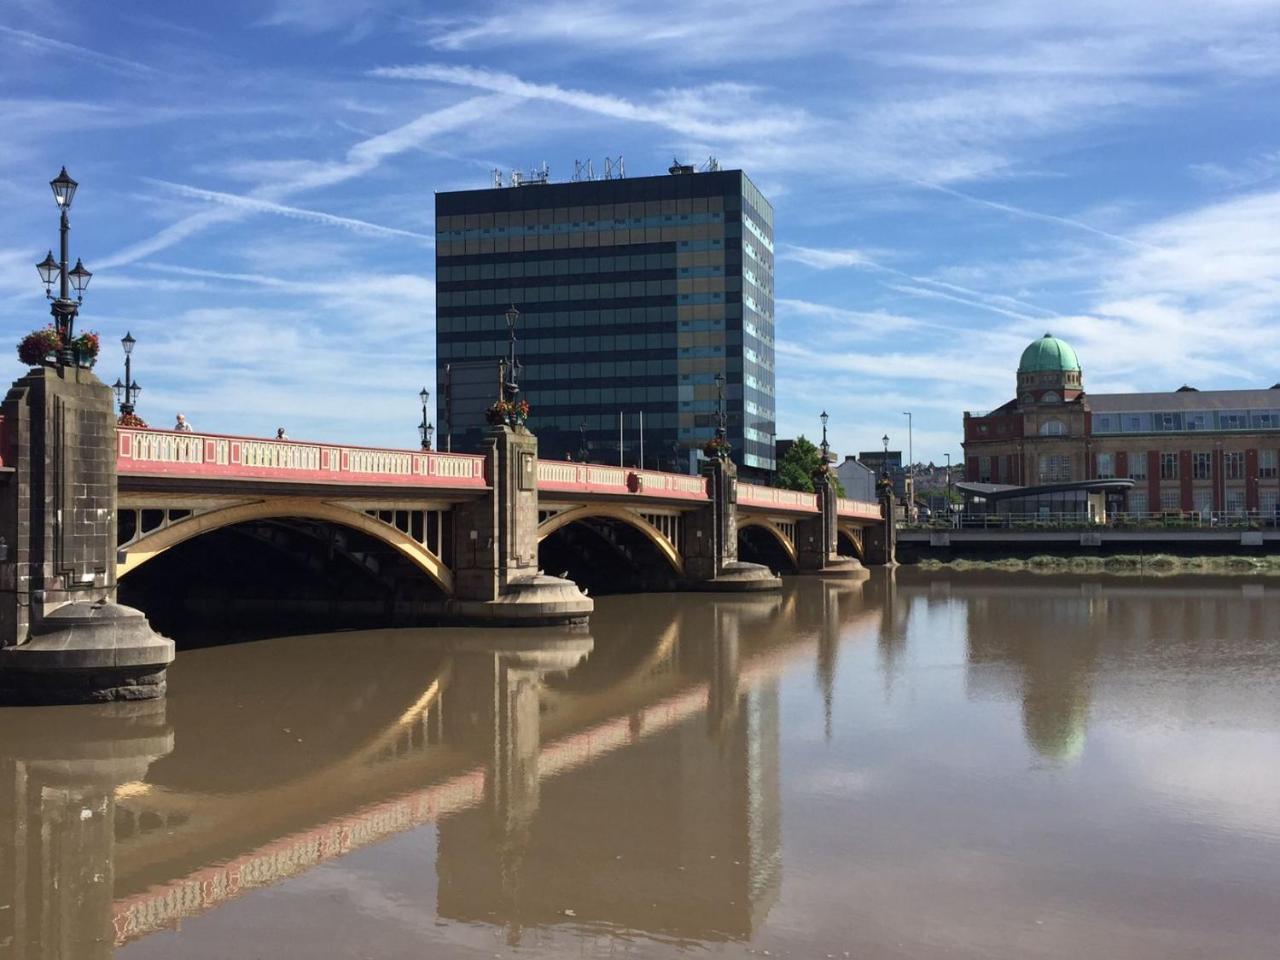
[536,460,709,502]
[836,497,882,522]
[117,428,487,490]
[739,483,819,514]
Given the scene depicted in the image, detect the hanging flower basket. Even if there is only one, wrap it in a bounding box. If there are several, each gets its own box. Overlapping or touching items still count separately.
[117,411,149,428]
[702,435,732,459]
[17,327,61,367]
[485,398,531,427]
[72,331,100,366]
[15,327,100,368]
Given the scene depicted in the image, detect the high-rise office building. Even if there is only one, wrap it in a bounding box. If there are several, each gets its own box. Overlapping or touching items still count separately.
[434,164,775,478]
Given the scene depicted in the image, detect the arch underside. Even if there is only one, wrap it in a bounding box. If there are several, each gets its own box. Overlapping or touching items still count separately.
[537,504,684,576]
[837,524,864,559]
[736,516,799,568]
[117,497,453,594]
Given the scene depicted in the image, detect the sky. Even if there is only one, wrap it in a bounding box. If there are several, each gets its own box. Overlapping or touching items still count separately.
[1,0,1279,464]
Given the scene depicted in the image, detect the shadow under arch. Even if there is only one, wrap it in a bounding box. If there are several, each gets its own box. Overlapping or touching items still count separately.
[737,517,798,572]
[118,498,453,595]
[538,506,685,598]
[836,525,864,560]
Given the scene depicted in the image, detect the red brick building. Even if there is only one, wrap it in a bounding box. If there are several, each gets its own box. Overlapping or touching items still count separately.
[963,334,1280,519]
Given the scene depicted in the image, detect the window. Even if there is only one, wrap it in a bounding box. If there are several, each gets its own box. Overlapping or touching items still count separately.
[1260,449,1278,479]
[1185,412,1208,431]
[978,456,992,482]
[1129,453,1148,480]
[1219,411,1247,430]
[1193,452,1212,480]
[1226,488,1245,515]
[1038,454,1071,482]
[1160,489,1181,512]
[1039,419,1067,436]
[1225,451,1244,480]
[1094,414,1114,433]
[1160,453,1179,480]
[1194,489,1212,516]
[1096,453,1114,479]
[1128,491,1148,515]
[1041,391,1060,403]
[1261,490,1279,520]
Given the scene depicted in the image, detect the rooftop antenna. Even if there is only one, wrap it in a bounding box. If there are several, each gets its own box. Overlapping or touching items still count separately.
[572,158,596,181]
[700,155,720,172]
[602,155,625,179]
[492,167,504,188]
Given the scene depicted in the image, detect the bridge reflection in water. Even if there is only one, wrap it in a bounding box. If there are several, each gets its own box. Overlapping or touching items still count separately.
[0,579,874,956]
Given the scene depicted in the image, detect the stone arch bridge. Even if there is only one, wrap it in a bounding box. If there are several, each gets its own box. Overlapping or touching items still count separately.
[112,426,885,603]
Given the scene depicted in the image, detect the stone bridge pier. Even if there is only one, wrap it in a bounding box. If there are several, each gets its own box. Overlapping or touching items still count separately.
[0,367,173,704]
[448,425,592,625]
[683,456,781,591]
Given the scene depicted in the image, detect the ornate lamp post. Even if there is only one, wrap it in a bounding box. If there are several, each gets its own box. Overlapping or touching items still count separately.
[820,410,830,462]
[36,167,93,366]
[714,371,726,440]
[111,331,141,418]
[503,304,521,403]
[418,387,433,450]
[578,420,590,463]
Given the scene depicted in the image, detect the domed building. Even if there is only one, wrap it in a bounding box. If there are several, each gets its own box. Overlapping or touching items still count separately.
[962,333,1280,521]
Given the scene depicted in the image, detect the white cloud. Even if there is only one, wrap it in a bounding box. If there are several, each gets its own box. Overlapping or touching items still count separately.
[144,180,434,243]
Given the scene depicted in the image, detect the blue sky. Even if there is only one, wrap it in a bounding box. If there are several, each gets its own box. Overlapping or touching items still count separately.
[2,0,1279,463]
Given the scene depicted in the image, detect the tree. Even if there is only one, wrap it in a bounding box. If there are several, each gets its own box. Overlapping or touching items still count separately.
[776,435,844,495]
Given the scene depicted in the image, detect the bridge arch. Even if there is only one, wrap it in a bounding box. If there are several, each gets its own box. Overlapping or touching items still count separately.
[837,524,865,560]
[537,504,684,576]
[736,516,799,571]
[117,498,453,594]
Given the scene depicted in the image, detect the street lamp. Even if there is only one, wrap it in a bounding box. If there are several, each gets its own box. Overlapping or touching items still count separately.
[418,387,433,450]
[713,371,726,440]
[36,167,92,367]
[503,304,521,402]
[903,411,914,515]
[819,410,830,462]
[111,331,141,418]
[578,420,590,463]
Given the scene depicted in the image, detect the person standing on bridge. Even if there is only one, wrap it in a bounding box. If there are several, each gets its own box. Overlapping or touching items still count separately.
[174,413,192,432]
[276,427,289,440]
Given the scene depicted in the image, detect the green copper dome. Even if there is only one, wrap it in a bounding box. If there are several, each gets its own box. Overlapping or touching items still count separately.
[1019,333,1081,373]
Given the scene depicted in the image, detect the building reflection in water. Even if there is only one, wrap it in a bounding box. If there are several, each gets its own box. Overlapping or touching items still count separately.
[899,570,1280,763]
[0,579,878,956]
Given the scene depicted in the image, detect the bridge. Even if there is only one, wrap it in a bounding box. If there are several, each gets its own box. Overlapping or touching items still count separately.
[0,365,892,704]
[114,426,882,591]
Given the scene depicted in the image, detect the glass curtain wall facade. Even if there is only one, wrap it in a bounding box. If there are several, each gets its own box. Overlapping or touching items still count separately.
[434,170,776,477]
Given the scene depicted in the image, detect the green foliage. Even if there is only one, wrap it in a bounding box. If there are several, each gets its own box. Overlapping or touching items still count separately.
[775,434,844,495]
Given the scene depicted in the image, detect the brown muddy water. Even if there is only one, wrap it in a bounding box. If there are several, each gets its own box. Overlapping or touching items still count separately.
[2,570,1278,959]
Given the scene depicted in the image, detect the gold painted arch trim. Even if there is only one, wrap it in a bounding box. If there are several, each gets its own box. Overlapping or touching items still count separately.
[736,516,799,569]
[537,504,684,576]
[836,524,865,560]
[116,497,453,595]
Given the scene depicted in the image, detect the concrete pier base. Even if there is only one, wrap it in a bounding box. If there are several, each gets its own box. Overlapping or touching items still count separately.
[0,601,175,705]
[446,573,592,626]
[689,560,782,592]
[795,557,870,580]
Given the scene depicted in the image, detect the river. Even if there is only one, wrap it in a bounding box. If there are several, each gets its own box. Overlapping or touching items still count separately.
[2,570,1278,959]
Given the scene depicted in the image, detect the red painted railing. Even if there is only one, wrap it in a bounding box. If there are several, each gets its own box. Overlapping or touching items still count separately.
[836,497,883,522]
[116,428,488,489]
[536,460,710,502]
[738,482,819,513]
